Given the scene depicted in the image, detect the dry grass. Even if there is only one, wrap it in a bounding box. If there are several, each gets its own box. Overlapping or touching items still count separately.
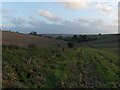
[2,31,67,47]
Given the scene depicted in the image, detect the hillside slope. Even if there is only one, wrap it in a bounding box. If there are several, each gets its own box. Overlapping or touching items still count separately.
[84,35,119,48]
[2,31,67,47]
[2,33,120,88]
[2,46,119,88]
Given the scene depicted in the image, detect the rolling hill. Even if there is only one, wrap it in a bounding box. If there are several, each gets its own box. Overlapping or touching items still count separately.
[2,31,120,88]
[2,31,67,47]
[84,35,119,48]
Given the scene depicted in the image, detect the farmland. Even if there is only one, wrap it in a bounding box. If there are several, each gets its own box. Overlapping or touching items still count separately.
[2,32,120,88]
[2,31,67,47]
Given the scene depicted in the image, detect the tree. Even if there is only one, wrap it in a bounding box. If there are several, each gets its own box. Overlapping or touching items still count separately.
[82,35,88,41]
[67,42,74,48]
[72,35,78,40]
[38,34,42,36]
[29,31,37,35]
[78,35,89,42]
[57,36,62,40]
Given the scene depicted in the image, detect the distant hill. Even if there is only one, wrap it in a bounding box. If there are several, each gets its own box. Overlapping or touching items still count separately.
[41,34,74,38]
[84,35,119,48]
[2,31,67,47]
[88,35,119,44]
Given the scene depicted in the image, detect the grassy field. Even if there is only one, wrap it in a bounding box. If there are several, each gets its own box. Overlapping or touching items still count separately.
[2,45,120,88]
[2,34,120,88]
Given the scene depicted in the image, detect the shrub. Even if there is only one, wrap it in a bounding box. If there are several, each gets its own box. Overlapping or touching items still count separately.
[57,36,62,40]
[29,31,37,36]
[8,45,19,50]
[28,44,36,48]
[98,33,102,35]
[38,34,42,36]
[72,35,78,40]
[2,45,8,49]
[67,42,74,48]
[16,31,19,33]
[57,44,61,47]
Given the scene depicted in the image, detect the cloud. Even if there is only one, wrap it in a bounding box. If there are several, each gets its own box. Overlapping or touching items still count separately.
[0,23,2,29]
[29,16,36,20]
[3,25,16,28]
[78,17,90,23]
[57,1,117,20]
[60,2,89,10]
[99,6,112,13]
[93,2,117,19]
[28,20,46,26]
[90,19,115,26]
[2,1,118,34]
[65,17,96,25]
[2,8,17,16]
[38,9,62,22]
[65,17,117,27]
[10,17,26,26]
[94,4,112,15]
[3,16,118,34]
[57,0,118,10]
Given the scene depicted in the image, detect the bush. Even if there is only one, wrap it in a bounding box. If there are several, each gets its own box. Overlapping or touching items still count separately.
[2,45,8,49]
[98,33,102,35]
[57,36,62,40]
[67,42,74,48]
[28,44,36,48]
[57,44,61,47]
[38,34,42,36]
[16,31,19,33]
[72,35,78,40]
[7,45,19,50]
[29,31,37,36]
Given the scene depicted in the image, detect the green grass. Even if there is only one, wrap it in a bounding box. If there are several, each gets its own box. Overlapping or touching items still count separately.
[85,42,119,49]
[88,34,117,40]
[2,44,120,88]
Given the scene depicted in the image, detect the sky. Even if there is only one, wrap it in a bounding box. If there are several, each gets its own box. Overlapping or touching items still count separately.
[1,0,119,34]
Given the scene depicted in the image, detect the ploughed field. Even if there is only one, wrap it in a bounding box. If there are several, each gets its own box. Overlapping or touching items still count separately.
[2,31,67,47]
[2,33,120,88]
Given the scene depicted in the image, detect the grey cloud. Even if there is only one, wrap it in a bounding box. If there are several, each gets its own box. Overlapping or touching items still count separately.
[3,17,118,34]
[10,17,26,26]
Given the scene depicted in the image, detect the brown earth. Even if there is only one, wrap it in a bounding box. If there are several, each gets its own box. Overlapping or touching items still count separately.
[2,31,67,47]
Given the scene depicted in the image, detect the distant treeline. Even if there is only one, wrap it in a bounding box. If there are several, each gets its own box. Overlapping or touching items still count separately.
[55,34,100,43]
[8,30,119,43]
[28,31,101,42]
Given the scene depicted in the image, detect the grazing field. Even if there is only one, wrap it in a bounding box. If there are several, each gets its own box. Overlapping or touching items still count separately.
[2,33,120,88]
[2,31,67,47]
[84,35,119,48]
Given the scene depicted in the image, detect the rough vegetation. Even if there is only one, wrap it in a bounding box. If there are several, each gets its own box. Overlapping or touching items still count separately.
[2,33,120,88]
